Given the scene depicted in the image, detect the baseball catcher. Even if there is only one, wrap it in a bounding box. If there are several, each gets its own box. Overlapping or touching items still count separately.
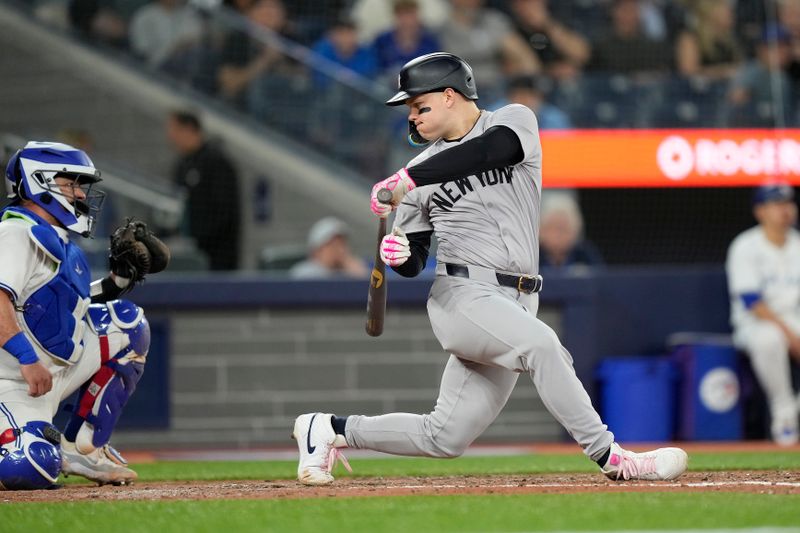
[0,141,168,490]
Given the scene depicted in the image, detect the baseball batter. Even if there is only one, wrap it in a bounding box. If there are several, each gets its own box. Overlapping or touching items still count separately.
[293,53,688,485]
[726,183,800,446]
[0,142,168,490]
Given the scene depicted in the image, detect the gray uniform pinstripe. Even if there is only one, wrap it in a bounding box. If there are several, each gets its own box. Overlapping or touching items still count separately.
[346,104,614,461]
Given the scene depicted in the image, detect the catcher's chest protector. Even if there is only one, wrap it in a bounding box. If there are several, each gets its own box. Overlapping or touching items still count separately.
[1,206,91,364]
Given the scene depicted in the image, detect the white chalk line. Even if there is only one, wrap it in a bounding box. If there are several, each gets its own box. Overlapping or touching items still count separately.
[374,480,800,490]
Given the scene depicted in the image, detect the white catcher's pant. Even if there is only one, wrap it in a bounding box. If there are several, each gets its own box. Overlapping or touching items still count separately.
[346,275,615,461]
[0,326,107,434]
[733,316,800,438]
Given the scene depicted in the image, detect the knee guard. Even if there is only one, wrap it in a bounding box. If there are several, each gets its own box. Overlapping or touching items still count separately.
[66,300,149,454]
[0,421,62,490]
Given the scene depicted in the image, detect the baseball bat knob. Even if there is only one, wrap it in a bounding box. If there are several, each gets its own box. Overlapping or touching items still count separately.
[377,188,393,205]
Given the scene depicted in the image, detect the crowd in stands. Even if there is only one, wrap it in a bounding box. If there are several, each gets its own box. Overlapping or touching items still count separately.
[42,0,800,134]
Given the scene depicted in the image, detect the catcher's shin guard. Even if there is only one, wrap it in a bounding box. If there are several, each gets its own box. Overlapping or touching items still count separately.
[64,300,149,453]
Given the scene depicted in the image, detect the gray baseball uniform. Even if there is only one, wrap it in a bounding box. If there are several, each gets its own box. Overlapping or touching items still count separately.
[345,104,614,461]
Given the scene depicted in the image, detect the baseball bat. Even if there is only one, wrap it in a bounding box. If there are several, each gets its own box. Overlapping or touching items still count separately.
[365,188,394,337]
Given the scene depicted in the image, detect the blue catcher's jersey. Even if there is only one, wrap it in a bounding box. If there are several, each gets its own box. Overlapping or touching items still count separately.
[0,206,91,363]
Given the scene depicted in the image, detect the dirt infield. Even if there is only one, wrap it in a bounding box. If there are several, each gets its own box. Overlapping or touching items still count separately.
[3,471,800,502]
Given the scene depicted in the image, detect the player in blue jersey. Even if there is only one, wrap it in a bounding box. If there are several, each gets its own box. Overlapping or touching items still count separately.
[0,141,167,489]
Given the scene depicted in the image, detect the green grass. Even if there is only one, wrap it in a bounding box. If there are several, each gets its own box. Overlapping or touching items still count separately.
[58,451,800,484]
[10,451,800,533]
[3,493,800,533]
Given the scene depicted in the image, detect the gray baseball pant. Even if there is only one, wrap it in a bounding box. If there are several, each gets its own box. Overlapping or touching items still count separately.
[345,275,615,462]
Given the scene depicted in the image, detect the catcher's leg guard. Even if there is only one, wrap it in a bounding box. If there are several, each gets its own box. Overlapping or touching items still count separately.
[64,300,149,454]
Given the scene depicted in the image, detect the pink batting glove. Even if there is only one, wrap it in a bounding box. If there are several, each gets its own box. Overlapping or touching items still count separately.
[370,168,416,218]
[380,227,410,267]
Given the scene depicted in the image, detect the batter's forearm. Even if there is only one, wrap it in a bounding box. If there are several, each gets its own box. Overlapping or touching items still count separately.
[407,126,524,186]
[391,230,432,278]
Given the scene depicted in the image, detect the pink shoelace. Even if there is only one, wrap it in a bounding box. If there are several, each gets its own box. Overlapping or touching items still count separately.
[326,447,353,474]
[616,451,657,480]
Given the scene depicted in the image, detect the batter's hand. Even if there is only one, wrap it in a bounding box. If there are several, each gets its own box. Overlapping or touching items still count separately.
[380,227,411,267]
[371,168,416,218]
[20,361,52,398]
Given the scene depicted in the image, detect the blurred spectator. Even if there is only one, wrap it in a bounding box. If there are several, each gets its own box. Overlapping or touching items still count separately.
[735,0,769,56]
[440,0,541,105]
[779,0,800,94]
[726,183,800,446]
[726,24,793,127]
[372,0,441,78]
[675,0,743,80]
[495,74,572,129]
[350,0,450,44]
[587,0,672,76]
[539,193,603,270]
[289,217,369,279]
[129,0,203,67]
[509,0,590,81]
[217,0,301,108]
[166,110,241,270]
[311,17,378,90]
[68,0,131,47]
[222,0,255,13]
[284,0,351,44]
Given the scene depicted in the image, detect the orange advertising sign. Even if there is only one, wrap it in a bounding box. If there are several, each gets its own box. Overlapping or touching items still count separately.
[540,129,800,188]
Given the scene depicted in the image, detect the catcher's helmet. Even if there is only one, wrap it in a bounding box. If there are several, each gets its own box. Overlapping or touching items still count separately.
[386,52,479,106]
[5,142,105,237]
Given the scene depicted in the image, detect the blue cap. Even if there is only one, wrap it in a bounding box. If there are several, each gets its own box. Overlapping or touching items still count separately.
[753,183,795,205]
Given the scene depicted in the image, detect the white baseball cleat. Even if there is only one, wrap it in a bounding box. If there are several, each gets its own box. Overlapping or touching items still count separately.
[61,439,138,486]
[600,442,688,481]
[292,412,351,486]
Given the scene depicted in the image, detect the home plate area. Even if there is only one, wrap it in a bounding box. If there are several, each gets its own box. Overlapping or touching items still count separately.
[3,471,800,502]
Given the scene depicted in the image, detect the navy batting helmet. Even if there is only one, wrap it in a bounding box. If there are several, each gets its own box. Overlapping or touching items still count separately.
[386,52,479,106]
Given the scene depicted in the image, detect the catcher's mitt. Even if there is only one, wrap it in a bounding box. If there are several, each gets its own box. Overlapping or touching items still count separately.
[109,219,170,283]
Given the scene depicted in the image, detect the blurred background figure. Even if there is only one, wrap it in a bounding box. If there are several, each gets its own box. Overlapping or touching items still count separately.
[675,0,743,80]
[440,0,540,105]
[289,216,369,279]
[588,0,671,76]
[726,183,800,446]
[726,24,794,127]
[129,0,202,67]
[371,0,441,80]
[502,74,572,129]
[67,0,132,47]
[539,193,603,271]
[350,0,449,45]
[509,0,590,82]
[166,110,240,271]
[217,0,308,127]
[778,0,800,103]
[311,17,378,91]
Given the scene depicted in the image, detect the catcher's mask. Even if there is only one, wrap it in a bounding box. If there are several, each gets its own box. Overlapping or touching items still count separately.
[5,141,106,238]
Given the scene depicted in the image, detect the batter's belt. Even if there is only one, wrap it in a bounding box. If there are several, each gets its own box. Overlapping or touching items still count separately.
[436,263,543,294]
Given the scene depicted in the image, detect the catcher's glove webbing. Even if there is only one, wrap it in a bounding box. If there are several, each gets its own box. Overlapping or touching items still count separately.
[109,219,170,285]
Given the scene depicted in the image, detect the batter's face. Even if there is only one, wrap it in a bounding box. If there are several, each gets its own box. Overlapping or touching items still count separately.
[405,90,456,141]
